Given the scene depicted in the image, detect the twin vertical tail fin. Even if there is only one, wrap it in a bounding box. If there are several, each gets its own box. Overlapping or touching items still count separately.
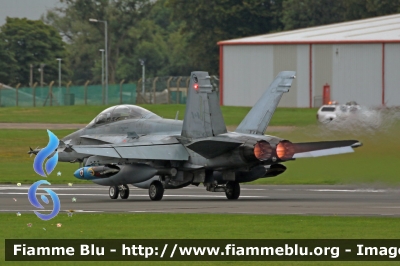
[181,71,295,139]
[235,71,296,135]
[181,72,227,139]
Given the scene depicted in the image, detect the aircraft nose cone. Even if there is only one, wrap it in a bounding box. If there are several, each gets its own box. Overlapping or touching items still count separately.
[74,168,84,179]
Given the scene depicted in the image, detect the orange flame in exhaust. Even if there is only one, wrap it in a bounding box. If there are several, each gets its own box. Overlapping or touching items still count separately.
[276,143,285,158]
[276,141,295,160]
[254,141,272,161]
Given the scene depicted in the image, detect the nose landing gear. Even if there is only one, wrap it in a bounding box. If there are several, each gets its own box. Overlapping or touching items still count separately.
[109,185,119,199]
[109,184,129,199]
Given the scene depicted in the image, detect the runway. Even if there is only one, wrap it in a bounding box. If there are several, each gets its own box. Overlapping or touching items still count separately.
[1,184,400,216]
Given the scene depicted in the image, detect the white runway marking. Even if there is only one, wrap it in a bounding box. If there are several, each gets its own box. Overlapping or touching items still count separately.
[1,186,395,193]
[0,210,52,212]
[161,195,267,198]
[0,187,140,191]
[0,192,106,196]
[0,192,267,198]
[0,186,265,192]
[308,189,387,193]
[73,210,104,213]
[129,211,167,213]
[371,206,400,209]
[0,210,104,213]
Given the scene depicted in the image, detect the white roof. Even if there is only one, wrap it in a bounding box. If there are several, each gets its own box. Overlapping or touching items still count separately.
[219,14,400,45]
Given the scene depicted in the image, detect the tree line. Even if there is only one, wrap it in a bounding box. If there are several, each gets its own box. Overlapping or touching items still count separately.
[1,0,400,87]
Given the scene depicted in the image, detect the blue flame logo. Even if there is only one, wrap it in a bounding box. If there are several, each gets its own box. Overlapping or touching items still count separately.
[33,130,59,177]
[28,180,60,221]
[30,130,61,220]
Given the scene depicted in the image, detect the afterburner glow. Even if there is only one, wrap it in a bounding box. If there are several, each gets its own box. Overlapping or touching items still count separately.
[254,141,273,161]
[276,141,295,160]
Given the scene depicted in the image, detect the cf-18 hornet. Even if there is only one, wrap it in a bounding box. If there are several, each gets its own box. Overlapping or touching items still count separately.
[29,71,361,200]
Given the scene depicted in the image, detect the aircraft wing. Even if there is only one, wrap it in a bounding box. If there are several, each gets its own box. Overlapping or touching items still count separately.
[71,143,189,161]
[292,140,362,158]
[80,134,126,144]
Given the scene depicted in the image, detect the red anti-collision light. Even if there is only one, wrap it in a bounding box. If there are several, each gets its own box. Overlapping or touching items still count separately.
[194,84,199,90]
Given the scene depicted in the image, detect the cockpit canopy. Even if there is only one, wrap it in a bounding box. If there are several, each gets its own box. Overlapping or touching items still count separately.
[87,105,161,127]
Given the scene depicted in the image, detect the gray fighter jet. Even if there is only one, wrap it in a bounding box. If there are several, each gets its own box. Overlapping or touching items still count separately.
[30,71,361,200]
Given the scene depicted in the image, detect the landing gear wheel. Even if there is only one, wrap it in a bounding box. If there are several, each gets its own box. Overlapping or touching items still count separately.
[119,184,129,199]
[225,181,240,200]
[149,181,164,201]
[109,186,119,199]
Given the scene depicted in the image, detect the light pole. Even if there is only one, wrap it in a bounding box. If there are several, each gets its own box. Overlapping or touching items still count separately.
[56,58,62,88]
[39,63,45,87]
[99,49,105,104]
[89,18,108,104]
[139,59,145,94]
[30,64,33,87]
[99,49,104,87]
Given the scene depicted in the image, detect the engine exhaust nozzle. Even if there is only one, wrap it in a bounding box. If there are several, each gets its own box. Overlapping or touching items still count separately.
[276,140,295,160]
[254,141,273,161]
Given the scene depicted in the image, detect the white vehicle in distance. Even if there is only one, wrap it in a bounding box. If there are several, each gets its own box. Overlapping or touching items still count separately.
[317,101,342,123]
[317,101,364,123]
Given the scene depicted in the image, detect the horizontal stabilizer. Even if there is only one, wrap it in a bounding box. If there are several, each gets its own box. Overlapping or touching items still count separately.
[236,71,296,135]
[293,140,362,158]
[186,138,243,159]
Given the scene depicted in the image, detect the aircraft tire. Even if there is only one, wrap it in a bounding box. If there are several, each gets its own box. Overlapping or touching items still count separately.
[225,181,240,200]
[109,186,119,199]
[120,185,129,199]
[149,181,164,201]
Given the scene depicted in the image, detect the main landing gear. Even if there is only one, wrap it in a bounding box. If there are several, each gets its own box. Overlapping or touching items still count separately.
[119,184,129,199]
[206,181,241,200]
[109,184,129,199]
[149,180,164,201]
[225,181,240,200]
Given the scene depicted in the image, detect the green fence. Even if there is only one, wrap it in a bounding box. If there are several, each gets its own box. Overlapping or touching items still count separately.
[0,75,220,107]
[136,76,219,104]
[0,83,136,107]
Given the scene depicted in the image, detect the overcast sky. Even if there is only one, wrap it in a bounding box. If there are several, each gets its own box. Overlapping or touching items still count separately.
[0,0,61,25]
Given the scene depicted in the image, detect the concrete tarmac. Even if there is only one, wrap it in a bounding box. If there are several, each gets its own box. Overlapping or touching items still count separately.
[1,184,400,217]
